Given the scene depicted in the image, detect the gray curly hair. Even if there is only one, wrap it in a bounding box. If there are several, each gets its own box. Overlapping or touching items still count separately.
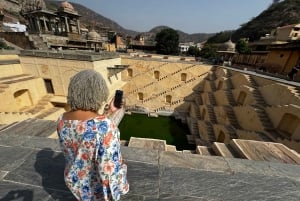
[67,69,109,111]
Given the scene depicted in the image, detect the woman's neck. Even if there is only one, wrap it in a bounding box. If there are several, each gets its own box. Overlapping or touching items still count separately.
[63,110,100,120]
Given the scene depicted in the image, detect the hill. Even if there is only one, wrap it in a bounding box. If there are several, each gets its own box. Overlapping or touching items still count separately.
[232,0,300,41]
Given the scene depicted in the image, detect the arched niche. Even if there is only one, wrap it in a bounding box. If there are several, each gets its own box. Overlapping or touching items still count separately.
[127,68,133,77]
[14,89,33,109]
[217,81,223,90]
[217,131,225,142]
[137,92,144,101]
[202,108,206,120]
[154,70,160,80]
[237,91,247,105]
[181,73,187,81]
[278,113,299,138]
[165,95,172,103]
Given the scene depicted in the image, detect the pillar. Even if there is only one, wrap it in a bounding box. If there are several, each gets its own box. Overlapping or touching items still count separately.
[35,16,41,33]
[43,16,48,32]
[77,19,81,34]
[64,16,70,33]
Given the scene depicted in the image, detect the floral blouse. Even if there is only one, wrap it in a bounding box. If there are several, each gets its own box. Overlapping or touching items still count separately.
[57,114,129,201]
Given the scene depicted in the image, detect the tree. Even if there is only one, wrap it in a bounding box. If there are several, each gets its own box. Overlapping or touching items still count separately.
[155,28,179,55]
[199,44,217,59]
[187,46,200,57]
[235,39,251,54]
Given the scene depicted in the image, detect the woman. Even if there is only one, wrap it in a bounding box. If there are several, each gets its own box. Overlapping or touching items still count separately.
[57,69,129,201]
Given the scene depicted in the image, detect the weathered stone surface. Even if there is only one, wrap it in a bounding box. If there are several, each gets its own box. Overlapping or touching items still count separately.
[1,132,300,201]
[159,151,231,172]
[128,137,166,151]
[21,136,60,151]
[126,161,159,198]
[0,181,74,201]
[121,146,159,165]
[4,149,68,192]
[159,166,300,201]
[0,145,34,171]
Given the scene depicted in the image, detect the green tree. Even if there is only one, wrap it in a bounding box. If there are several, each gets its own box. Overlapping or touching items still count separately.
[199,44,217,59]
[155,28,179,55]
[235,39,251,54]
[0,41,13,50]
[187,46,200,57]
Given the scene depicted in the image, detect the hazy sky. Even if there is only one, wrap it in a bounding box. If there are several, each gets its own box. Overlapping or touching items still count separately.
[68,0,273,34]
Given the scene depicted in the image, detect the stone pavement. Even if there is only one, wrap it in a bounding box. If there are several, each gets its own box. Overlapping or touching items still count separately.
[0,119,300,201]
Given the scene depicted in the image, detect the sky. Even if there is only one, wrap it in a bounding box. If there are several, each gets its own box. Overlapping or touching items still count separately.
[69,0,273,34]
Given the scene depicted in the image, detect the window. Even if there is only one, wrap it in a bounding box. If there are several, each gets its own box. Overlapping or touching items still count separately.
[44,79,54,94]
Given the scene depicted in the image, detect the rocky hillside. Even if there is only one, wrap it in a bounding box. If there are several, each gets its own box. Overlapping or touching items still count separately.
[232,0,300,41]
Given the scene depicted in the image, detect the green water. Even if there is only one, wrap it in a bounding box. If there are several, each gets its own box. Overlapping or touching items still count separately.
[118,113,195,150]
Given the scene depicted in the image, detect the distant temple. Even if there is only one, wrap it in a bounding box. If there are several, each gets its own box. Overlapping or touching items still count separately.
[21,0,81,36]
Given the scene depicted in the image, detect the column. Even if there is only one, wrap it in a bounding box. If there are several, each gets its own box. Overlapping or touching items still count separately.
[77,19,81,34]
[43,16,48,32]
[35,16,41,33]
[64,16,70,33]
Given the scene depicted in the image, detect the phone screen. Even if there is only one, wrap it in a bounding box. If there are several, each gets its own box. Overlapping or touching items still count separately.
[114,90,123,108]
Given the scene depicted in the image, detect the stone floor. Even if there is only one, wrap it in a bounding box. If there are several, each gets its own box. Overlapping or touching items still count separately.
[0,119,300,201]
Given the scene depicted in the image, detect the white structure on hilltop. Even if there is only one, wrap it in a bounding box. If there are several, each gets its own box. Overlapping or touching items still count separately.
[2,22,27,32]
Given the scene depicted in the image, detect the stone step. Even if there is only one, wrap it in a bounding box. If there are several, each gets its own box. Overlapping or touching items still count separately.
[212,142,239,158]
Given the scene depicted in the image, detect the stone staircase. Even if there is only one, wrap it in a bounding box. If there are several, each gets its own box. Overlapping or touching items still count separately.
[224,89,236,106]
[208,92,217,105]
[28,34,49,50]
[224,106,241,129]
[207,105,217,124]
[205,121,216,143]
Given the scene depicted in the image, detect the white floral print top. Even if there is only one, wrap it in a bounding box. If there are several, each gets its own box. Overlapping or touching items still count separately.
[57,114,129,201]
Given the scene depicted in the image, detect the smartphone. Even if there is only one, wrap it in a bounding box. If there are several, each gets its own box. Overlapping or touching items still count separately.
[113,90,123,108]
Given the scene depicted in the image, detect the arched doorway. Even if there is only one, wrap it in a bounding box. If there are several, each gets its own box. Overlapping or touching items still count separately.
[202,108,206,120]
[137,92,144,101]
[127,68,133,77]
[154,70,160,80]
[217,81,223,90]
[14,89,33,109]
[237,91,247,105]
[166,95,172,104]
[278,113,299,138]
[181,73,187,81]
[217,131,225,142]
